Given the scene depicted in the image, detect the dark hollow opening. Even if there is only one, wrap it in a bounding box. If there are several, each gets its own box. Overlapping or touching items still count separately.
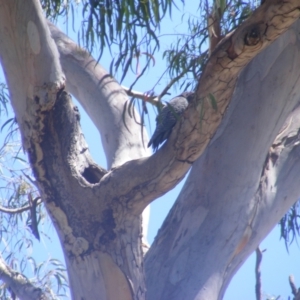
[81,166,101,184]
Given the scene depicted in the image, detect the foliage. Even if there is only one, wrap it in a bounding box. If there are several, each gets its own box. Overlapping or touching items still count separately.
[0,83,9,117]
[119,0,258,139]
[280,202,300,250]
[40,0,257,94]
[41,0,175,83]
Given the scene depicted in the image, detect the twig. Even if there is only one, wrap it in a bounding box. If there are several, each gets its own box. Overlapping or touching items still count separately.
[289,275,300,300]
[255,247,263,300]
[157,72,187,101]
[0,197,42,214]
[21,170,38,188]
[208,7,223,56]
[122,86,160,106]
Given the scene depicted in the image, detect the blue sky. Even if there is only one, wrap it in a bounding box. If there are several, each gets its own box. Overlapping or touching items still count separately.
[0,1,300,299]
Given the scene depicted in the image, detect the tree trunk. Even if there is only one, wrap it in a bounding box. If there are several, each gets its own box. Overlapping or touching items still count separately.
[145,20,300,300]
[0,0,300,300]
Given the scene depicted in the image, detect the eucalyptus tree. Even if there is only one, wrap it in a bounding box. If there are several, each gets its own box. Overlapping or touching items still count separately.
[0,0,300,300]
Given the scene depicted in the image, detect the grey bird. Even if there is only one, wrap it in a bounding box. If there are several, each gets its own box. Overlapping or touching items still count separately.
[148,91,194,151]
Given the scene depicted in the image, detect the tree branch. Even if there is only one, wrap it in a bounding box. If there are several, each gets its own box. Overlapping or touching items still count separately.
[0,197,41,214]
[145,18,300,299]
[48,22,151,168]
[44,1,300,220]
[208,4,223,55]
[121,85,160,106]
[289,275,300,300]
[0,254,49,300]
[255,248,262,300]
[289,275,298,296]
[0,0,64,142]
[100,0,300,214]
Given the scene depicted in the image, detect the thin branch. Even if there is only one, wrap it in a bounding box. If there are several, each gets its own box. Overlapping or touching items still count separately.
[208,7,223,55]
[0,254,49,300]
[255,247,263,300]
[122,86,160,106]
[21,170,38,188]
[0,197,42,214]
[289,275,300,300]
[158,71,189,100]
[290,275,298,296]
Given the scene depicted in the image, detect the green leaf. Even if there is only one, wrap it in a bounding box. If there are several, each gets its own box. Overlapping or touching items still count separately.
[12,156,27,163]
[1,117,14,132]
[208,93,218,111]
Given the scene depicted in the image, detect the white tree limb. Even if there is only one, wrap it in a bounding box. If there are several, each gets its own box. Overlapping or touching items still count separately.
[0,254,48,300]
[0,0,65,149]
[48,22,151,168]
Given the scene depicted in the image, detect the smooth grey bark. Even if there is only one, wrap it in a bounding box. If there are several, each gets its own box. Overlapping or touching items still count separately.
[0,0,64,139]
[145,20,300,300]
[47,22,151,169]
